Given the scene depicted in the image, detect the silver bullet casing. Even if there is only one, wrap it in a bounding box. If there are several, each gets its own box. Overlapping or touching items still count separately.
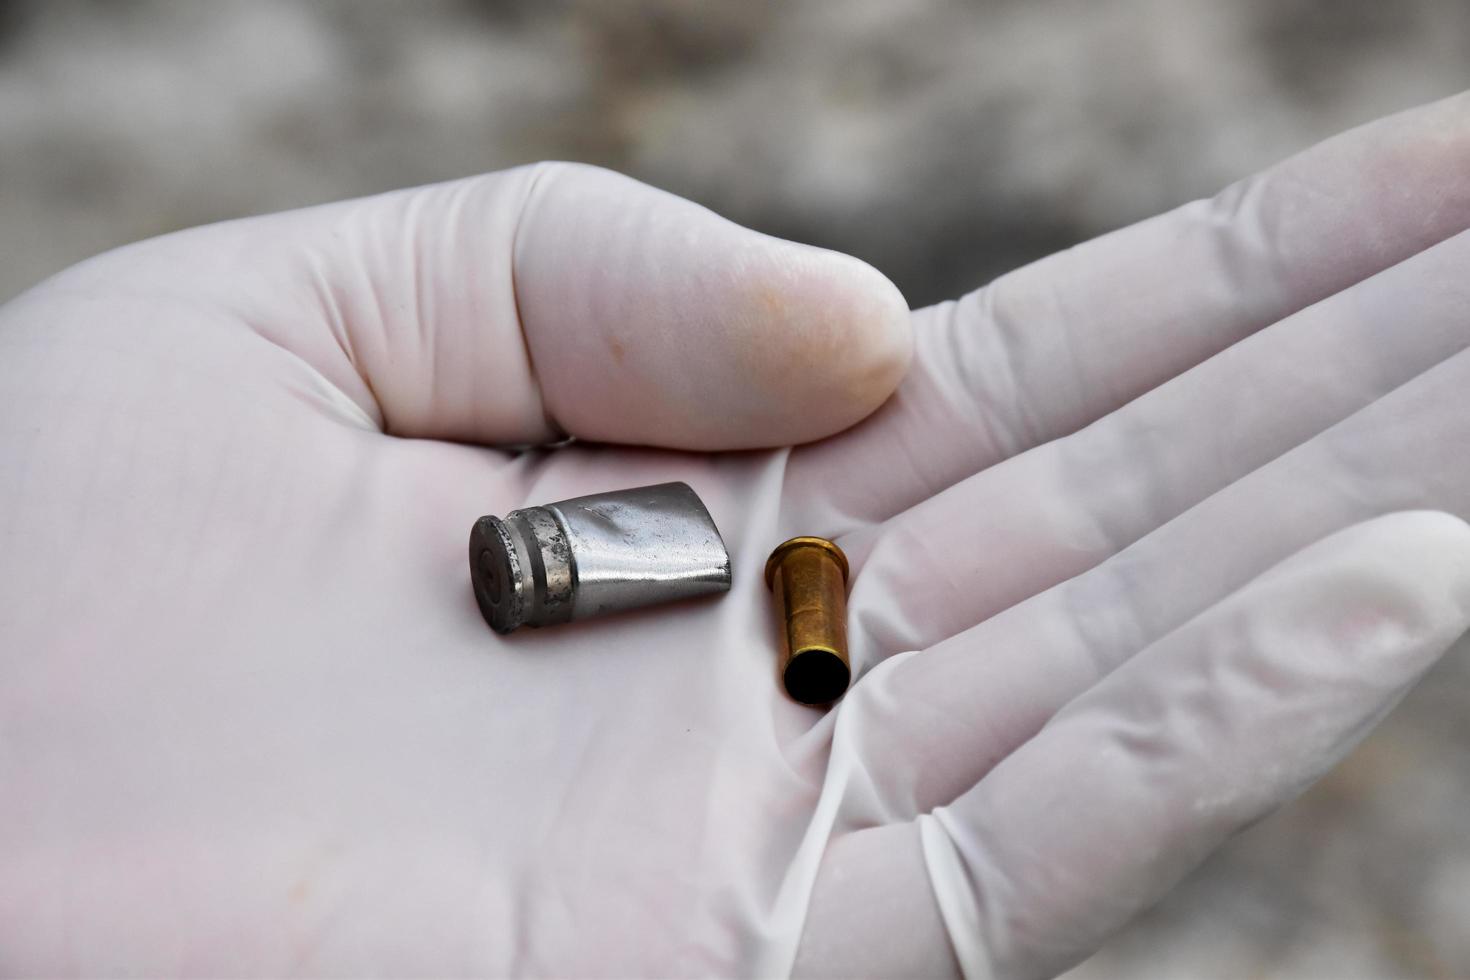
[469,481,732,633]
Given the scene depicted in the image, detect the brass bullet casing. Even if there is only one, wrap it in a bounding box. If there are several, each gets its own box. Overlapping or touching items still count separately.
[765,536,851,705]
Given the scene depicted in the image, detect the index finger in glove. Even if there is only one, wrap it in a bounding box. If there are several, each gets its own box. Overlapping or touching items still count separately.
[787,91,1470,529]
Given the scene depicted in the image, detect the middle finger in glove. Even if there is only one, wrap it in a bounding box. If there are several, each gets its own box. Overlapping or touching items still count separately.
[843,336,1470,819]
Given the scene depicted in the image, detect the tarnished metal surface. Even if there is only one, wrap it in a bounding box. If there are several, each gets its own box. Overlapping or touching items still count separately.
[470,481,731,633]
[765,536,851,705]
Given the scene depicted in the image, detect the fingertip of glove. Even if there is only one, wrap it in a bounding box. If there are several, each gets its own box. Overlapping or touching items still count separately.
[1347,510,1470,587]
[1307,511,1470,659]
[513,163,913,450]
[730,240,913,447]
[1379,509,1470,607]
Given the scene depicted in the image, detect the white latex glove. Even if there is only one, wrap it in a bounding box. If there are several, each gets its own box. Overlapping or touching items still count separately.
[3,91,1470,978]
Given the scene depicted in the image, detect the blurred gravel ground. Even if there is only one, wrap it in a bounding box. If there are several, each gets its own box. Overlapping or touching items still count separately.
[3,1,1469,975]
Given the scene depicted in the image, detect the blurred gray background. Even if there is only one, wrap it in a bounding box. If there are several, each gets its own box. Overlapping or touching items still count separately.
[3,1,1468,975]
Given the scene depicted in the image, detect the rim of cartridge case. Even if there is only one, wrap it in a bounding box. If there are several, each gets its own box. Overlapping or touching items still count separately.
[470,514,529,633]
[764,536,850,588]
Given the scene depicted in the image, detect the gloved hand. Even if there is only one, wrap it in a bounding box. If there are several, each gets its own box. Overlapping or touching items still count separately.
[2,90,1469,978]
